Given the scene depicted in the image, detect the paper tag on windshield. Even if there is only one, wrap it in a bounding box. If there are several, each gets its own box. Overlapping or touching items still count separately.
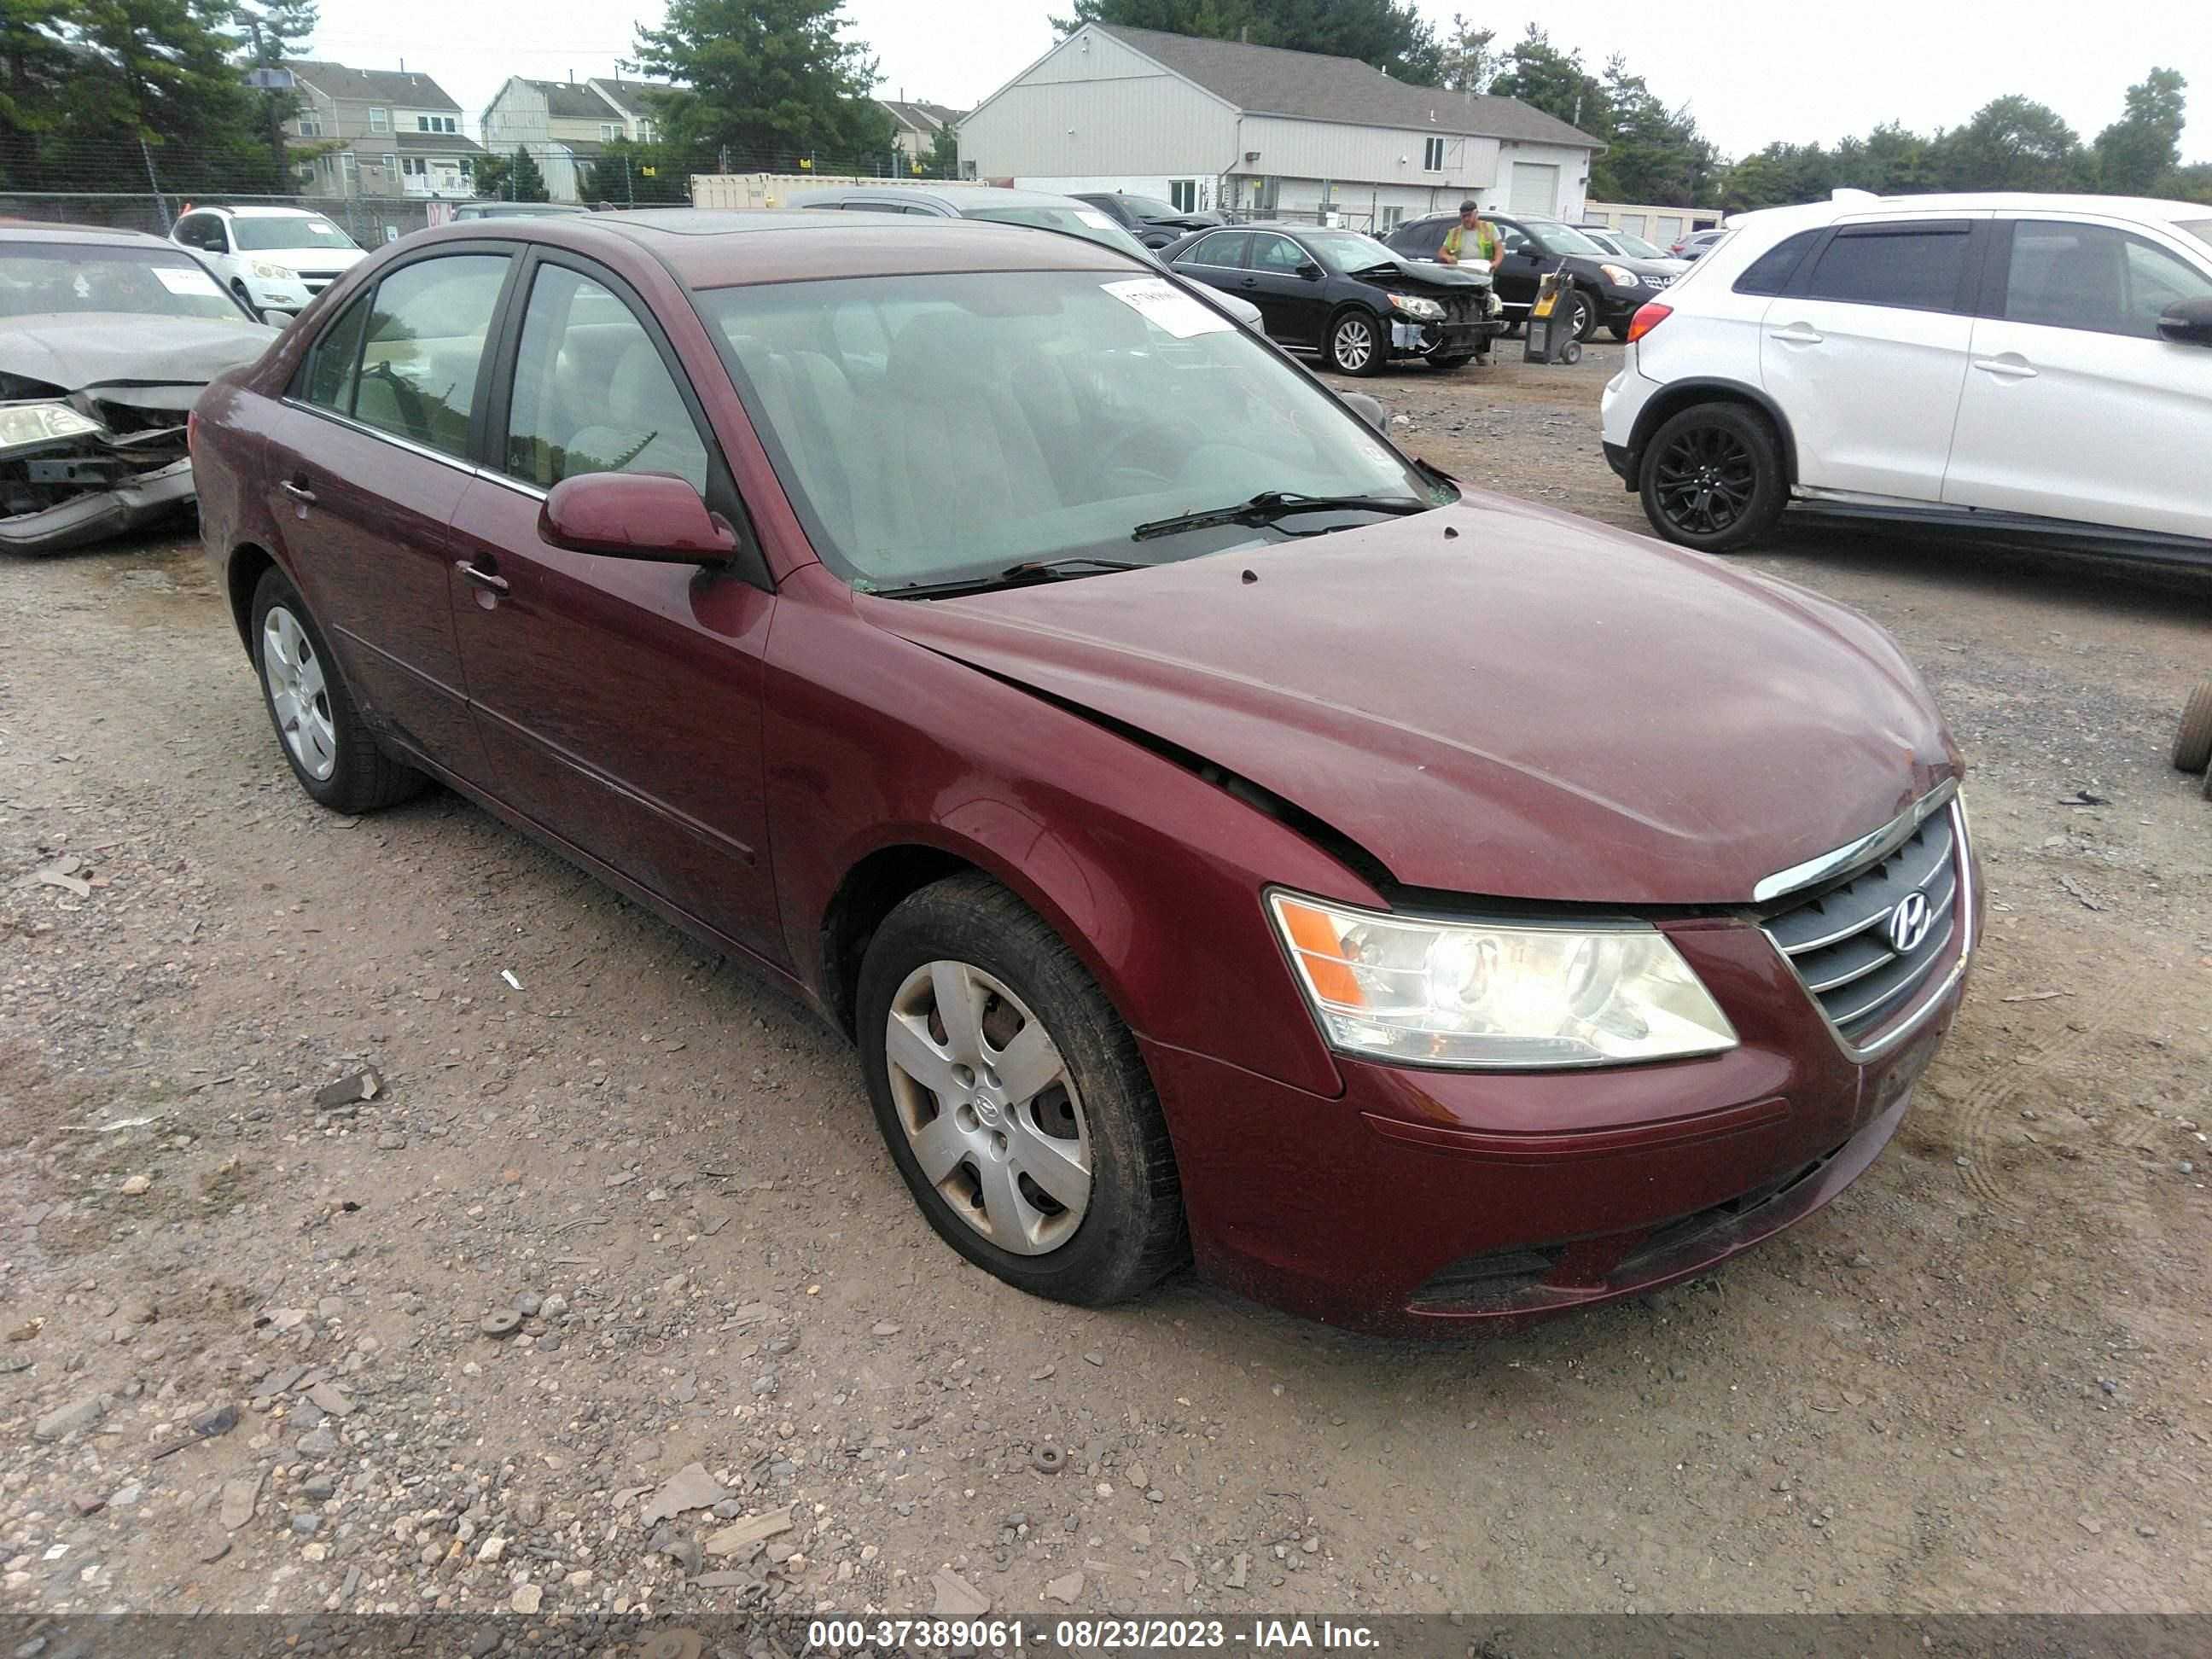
[1075,209,1117,231]
[154,265,224,297]
[1102,276,1231,339]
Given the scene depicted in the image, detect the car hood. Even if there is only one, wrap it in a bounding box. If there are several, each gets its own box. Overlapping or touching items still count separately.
[1359,257,1492,290]
[1610,254,1687,280]
[243,245,367,274]
[866,497,1955,905]
[0,313,278,396]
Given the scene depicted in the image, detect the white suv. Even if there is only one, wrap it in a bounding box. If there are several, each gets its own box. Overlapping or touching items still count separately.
[1601,192,2212,558]
[170,206,368,322]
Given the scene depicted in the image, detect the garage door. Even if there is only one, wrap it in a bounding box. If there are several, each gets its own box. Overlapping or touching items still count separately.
[1509,162,1559,216]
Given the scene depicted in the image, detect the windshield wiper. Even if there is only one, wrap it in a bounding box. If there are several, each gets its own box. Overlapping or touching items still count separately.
[1131,491,1428,544]
[882,556,1152,600]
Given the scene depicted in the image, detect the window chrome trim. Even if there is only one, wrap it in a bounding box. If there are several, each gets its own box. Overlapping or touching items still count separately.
[473,467,546,501]
[280,398,480,476]
[1750,777,1958,904]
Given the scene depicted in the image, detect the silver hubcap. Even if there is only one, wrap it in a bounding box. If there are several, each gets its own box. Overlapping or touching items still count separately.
[262,605,337,782]
[1334,318,1373,370]
[884,960,1091,1255]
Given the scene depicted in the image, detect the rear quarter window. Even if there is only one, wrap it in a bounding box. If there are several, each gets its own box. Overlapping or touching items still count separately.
[1732,229,1823,295]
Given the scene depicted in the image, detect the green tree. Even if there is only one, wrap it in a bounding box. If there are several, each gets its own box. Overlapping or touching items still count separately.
[632,0,893,170]
[1433,14,1496,95]
[503,143,547,201]
[1931,95,2089,191]
[2156,160,2212,203]
[1054,0,1441,86]
[1485,27,1604,133]
[238,0,316,192]
[1593,56,1716,205]
[0,0,79,137]
[2093,67,2186,195]
[579,138,688,206]
[925,120,957,178]
[69,0,265,189]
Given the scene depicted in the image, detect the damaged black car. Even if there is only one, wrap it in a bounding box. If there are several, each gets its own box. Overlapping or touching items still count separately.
[1,225,277,555]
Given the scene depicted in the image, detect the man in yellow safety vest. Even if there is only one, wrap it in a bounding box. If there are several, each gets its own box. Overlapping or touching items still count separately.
[1439,201,1499,267]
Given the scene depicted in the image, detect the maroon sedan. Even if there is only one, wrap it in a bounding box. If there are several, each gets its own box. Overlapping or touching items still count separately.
[190,212,1977,1334]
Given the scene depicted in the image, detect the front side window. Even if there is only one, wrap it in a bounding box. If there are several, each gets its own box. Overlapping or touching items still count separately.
[1249,233,1307,274]
[2002,220,2212,338]
[349,253,509,457]
[504,265,709,492]
[1802,221,1971,311]
[698,270,1445,591]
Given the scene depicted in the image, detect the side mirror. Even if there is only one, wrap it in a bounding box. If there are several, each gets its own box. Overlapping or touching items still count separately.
[2157,296,2212,346]
[538,471,737,564]
[1295,260,1324,281]
[1341,392,1388,434]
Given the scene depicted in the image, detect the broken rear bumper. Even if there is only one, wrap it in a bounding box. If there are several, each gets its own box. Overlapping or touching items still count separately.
[0,457,197,555]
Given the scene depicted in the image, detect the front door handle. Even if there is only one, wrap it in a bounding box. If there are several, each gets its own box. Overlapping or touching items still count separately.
[1770,324,1825,345]
[278,479,316,504]
[1972,357,2038,380]
[455,559,509,595]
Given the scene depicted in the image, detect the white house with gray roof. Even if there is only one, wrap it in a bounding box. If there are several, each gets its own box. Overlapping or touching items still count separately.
[283,60,485,200]
[958,24,1603,231]
[480,75,684,202]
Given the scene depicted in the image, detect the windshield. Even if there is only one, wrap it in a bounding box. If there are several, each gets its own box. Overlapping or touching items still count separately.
[1526,221,1607,257]
[1116,194,1184,219]
[1610,230,1668,259]
[966,206,1153,263]
[230,215,357,253]
[697,270,1445,592]
[1301,230,1399,273]
[0,243,248,322]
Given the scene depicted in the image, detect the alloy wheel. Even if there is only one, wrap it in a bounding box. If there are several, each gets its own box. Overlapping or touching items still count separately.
[262,604,338,781]
[1651,423,1758,538]
[883,959,1091,1255]
[1331,317,1375,373]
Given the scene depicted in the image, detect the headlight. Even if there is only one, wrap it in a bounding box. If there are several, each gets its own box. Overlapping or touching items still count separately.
[0,402,102,457]
[1599,263,1640,288]
[1268,891,1738,1068]
[247,260,296,282]
[1387,293,1446,320]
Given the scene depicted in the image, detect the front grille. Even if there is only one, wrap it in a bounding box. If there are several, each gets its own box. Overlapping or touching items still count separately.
[1762,805,1960,1045]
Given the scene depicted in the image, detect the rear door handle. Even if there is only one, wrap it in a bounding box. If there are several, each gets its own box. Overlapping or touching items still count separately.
[1972,357,2038,380]
[278,480,316,504]
[455,559,509,594]
[1769,324,1825,345]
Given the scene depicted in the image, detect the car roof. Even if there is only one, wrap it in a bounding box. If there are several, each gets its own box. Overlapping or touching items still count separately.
[194,205,325,218]
[0,224,188,248]
[406,209,1139,287]
[1728,191,2211,236]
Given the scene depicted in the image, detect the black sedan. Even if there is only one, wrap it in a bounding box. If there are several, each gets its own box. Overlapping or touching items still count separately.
[1072,191,1223,249]
[1161,222,1502,375]
[1382,212,1679,343]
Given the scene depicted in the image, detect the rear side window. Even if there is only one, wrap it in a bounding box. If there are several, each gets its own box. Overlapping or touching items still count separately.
[1733,229,1822,295]
[352,253,509,458]
[1801,222,1972,312]
[1179,230,1249,269]
[304,289,372,412]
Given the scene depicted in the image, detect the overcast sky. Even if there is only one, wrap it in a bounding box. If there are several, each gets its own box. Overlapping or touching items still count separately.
[305,1,2212,166]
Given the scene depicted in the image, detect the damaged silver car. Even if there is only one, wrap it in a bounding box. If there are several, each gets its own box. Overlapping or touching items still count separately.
[1,224,277,554]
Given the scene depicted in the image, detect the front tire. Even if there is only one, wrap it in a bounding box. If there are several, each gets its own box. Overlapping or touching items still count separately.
[230,279,264,323]
[2175,678,2212,772]
[1639,403,1787,553]
[250,567,425,813]
[1327,309,1384,376]
[1566,288,1600,341]
[856,873,1187,1307]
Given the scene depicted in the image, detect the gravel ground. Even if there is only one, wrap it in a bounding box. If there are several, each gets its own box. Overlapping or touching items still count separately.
[2,344,2208,1621]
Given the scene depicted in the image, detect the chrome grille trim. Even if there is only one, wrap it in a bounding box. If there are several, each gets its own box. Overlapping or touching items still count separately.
[1752,778,1957,903]
[1760,798,1972,1060]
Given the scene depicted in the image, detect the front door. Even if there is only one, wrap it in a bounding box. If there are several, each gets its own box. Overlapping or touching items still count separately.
[267,250,515,773]
[1758,217,1984,502]
[1941,217,2212,538]
[445,254,782,963]
[1241,230,1327,347]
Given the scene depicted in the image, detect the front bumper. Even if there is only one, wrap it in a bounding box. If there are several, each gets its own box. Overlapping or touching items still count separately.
[1389,317,1507,356]
[243,277,313,318]
[0,457,197,554]
[1144,902,1974,1336]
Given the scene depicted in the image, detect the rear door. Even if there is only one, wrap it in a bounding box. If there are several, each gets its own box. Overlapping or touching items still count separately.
[265,247,516,772]
[445,251,783,962]
[1166,229,1250,305]
[1758,216,1986,502]
[1941,215,2212,538]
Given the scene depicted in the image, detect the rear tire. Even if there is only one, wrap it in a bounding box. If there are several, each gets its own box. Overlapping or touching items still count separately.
[856,873,1187,1307]
[1639,402,1788,554]
[2174,678,2212,773]
[250,567,426,813]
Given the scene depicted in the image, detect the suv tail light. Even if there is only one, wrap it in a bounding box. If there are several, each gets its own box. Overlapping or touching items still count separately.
[1625,302,1673,345]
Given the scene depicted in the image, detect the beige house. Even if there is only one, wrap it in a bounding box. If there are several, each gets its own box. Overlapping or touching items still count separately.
[480,75,682,202]
[877,98,963,172]
[284,60,485,199]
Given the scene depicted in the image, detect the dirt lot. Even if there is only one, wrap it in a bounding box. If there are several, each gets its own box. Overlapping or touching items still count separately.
[2,342,2209,1622]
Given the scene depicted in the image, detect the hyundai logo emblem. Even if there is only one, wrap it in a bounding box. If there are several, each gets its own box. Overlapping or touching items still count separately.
[1887,890,1933,955]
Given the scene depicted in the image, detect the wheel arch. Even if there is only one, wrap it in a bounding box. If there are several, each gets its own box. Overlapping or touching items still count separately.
[224,541,279,655]
[1627,379,1799,487]
[818,841,984,1039]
